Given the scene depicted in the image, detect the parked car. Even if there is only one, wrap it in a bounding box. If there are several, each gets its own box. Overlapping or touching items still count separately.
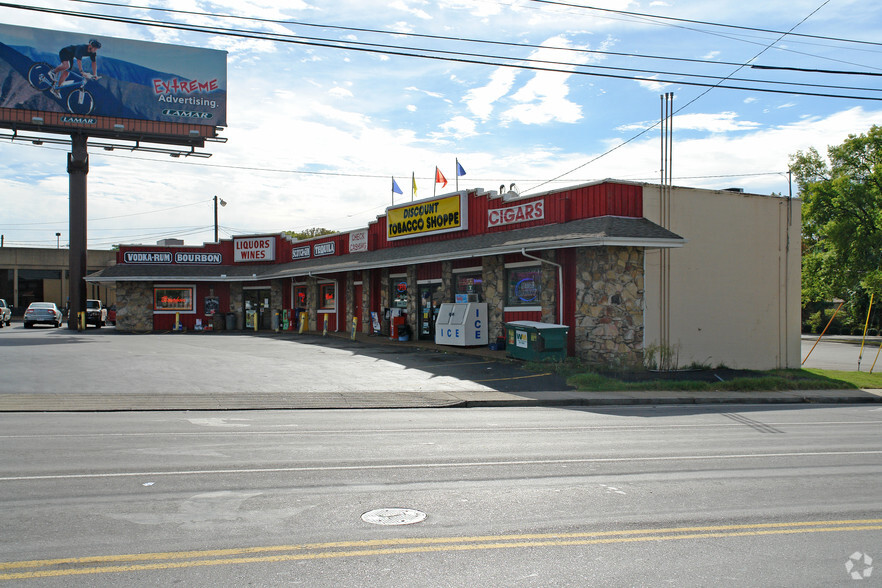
[24,302,63,328]
[85,299,107,328]
[0,298,11,328]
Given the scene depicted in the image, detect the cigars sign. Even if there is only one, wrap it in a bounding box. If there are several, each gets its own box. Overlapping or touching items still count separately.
[487,199,544,228]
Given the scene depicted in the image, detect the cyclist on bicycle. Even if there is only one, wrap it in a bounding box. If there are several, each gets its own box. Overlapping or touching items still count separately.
[49,39,101,99]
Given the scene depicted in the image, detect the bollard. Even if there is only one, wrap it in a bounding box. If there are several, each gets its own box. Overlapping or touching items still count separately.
[175,312,181,331]
[351,316,358,341]
[78,311,85,331]
[323,314,328,336]
[299,311,307,334]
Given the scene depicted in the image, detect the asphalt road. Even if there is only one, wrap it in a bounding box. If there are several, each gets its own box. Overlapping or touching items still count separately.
[1,405,881,586]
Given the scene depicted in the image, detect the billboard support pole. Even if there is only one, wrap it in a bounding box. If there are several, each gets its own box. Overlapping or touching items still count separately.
[66,133,88,330]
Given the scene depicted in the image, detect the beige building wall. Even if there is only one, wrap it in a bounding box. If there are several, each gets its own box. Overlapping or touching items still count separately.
[643,186,801,370]
[0,247,117,310]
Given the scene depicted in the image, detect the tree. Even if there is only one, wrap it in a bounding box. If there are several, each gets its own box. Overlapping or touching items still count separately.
[791,125,882,311]
[284,227,336,240]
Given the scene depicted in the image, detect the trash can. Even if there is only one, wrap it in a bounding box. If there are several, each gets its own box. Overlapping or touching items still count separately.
[505,321,569,361]
[225,312,236,331]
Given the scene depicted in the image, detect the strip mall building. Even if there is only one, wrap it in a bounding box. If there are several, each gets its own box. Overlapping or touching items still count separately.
[87,180,801,369]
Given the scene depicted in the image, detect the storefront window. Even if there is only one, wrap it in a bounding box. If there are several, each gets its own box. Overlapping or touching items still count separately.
[455,272,483,302]
[320,283,336,309]
[154,287,194,311]
[505,266,541,307]
[293,285,307,309]
[391,279,408,309]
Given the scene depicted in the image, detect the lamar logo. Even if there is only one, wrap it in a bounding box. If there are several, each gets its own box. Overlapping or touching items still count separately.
[162,109,213,119]
[60,116,97,125]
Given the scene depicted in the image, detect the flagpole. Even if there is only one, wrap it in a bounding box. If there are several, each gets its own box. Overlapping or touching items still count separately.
[455,158,459,192]
[411,172,415,201]
[434,167,437,198]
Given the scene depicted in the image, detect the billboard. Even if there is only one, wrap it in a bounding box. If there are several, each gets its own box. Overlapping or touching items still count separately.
[0,23,226,129]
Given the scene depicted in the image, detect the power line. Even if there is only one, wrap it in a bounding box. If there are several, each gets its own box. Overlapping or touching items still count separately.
[523,0,836,193]
[2,2,879,100]
[67,0,882,72]
[527,0,882,47]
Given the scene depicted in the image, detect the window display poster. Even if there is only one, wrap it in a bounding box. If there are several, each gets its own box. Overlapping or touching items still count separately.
[204,296,219,316]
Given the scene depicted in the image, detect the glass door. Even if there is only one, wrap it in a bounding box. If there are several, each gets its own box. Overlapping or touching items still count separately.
[243,288,271,330]
[418,283,443,340]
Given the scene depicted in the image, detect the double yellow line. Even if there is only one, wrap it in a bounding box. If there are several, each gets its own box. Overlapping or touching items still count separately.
[2,519,881,580]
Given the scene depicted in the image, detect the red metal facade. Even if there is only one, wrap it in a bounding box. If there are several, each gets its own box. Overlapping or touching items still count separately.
[116,181,644,347]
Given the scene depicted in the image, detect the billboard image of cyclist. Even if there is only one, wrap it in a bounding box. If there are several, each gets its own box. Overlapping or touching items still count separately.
[49,39,101,99]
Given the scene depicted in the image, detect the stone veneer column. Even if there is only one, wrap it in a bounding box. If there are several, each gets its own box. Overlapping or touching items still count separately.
[307,277,317,332]
[114,281,153,331]
[271,280,283,311]
[538,250,558,324]
[361,269,371,333]
[380,269,389,335]
[481,255,505,341]
[441,261,453,301]
[406,264,418,336]
[230,283,243,329]
[345,271,354,327]
[574,246,644,367]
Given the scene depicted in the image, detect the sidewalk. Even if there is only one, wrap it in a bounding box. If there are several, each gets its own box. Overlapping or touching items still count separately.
[1,329,880,411]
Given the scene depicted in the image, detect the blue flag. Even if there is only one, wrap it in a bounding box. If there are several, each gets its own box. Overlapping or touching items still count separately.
[456,161,466,177]
[392,178,403,194]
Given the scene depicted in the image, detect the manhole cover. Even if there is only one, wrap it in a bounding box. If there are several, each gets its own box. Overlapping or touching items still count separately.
[361,508,427,525]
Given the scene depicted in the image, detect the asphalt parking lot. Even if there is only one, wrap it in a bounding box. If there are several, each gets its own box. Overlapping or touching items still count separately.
[0,324,571,399]
[2,325,880,410]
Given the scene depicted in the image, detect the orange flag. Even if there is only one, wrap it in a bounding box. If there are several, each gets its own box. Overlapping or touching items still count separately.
[435,167,448,188]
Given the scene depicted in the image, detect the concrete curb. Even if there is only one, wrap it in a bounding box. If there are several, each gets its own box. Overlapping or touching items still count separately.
[1,390,880,412]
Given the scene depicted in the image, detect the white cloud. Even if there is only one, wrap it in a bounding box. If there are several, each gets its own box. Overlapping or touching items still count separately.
[463,68,519,121]
[434,116,479,138]
[388,0,432,20]
[635,75,672,92]
[617,112,760,133]
[329,86,353,98]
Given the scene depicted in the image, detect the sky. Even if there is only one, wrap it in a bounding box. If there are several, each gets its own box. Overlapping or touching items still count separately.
[0,0,880,250]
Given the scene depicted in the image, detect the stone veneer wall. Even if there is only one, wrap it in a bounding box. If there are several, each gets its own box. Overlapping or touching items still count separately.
[538,251,559,325]
[406,264,418,336]
[345,271,354,328]
[481,255,505,341]
[440,261,453,302]
[361,269,371,333]
[574,246,644,367]
[114,281,154,331]
[230,283,244,329]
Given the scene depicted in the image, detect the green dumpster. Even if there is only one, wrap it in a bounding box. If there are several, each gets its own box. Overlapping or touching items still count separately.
[505,321,569,361]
